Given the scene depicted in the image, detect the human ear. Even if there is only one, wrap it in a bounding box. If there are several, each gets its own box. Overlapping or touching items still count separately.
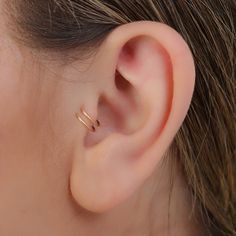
[70,21,195,213]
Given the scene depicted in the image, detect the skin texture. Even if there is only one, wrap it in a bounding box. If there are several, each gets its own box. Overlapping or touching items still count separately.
[0,4,207,236]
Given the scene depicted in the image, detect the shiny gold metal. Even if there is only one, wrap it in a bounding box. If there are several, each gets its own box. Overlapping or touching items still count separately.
[76,107,100,132]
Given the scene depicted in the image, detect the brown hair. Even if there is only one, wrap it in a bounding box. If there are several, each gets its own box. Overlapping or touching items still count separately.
[6,0,236,235]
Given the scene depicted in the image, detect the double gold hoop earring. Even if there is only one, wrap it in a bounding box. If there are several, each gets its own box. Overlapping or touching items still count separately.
[75,107,100,132]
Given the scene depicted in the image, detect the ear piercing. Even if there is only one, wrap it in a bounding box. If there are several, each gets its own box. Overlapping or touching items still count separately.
[76,107,100,132]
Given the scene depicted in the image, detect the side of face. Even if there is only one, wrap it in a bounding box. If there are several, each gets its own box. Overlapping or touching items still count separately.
[0,11,94,232]
[0,3,195,234]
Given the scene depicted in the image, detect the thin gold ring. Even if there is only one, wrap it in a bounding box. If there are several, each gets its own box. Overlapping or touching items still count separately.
[76,107,100,132]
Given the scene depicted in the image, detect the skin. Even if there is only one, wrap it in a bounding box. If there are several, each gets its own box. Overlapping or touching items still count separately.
[0,3,207,236]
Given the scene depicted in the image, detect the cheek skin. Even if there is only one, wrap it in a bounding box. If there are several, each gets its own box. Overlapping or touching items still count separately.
[0,43,39,139]
[0,6,117,235]
[0,31,101,233]
[0,34,89,231]
[0,40,74,232]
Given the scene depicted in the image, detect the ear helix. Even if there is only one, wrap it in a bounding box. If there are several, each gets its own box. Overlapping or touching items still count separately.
[75,106,100,132]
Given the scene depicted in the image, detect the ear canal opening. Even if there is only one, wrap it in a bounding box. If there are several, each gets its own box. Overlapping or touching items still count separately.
[84,94,125,148]
[115,70,132,92]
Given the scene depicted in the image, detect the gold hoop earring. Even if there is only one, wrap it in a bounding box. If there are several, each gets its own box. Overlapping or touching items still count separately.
[76,107,100,132]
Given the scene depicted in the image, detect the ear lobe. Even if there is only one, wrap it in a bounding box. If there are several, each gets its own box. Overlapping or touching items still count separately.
[70,21,195,213]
